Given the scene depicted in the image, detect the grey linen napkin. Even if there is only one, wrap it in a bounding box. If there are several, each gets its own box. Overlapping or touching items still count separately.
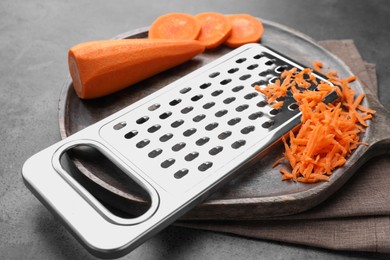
[178,40,390,253]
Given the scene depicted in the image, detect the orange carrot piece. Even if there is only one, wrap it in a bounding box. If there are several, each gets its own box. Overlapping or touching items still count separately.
[271,101,284,109]
[358,105,376,114]
[194,12,232,49]
[255,63,376,183]
[272,156,286,167]
[280,168,294,181]
[149,13,201,40]
[346,75,357,83]
[313,61,323,73]
[68,39,205,99]
[224,14,264,48]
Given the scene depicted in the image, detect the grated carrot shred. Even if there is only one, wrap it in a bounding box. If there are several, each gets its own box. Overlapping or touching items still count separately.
[313,61,323,73]
[259,62,375,183]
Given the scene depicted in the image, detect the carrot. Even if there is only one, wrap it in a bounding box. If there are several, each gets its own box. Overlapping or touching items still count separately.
[148,13,201,40]
[224,14,264,48]
[68,39,205,99]
[313,61,323,73]
[259,65,375,183]
[194,12,232,49]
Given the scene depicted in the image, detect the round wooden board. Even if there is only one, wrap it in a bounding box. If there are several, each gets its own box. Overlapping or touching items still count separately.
[58,20,378,220]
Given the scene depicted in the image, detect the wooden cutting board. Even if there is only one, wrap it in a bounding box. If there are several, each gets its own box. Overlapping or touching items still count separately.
[58,20,389,220]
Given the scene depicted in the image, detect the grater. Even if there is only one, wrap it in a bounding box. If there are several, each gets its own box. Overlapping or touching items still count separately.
[22,43,337,258]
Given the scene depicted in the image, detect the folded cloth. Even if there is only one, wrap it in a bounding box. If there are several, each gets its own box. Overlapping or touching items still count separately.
[178,40,390,253]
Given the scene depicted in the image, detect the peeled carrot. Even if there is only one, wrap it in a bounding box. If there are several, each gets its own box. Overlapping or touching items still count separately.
[68,39,205,99]
[148,13,201,40]
[194,12,232,49]
[224,14,264,48]
[258,65,375,183]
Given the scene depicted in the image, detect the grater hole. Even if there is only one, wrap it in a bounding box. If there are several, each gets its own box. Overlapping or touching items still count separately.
[220,79,232,85]
[223,97,236,104]
[218,131,232,140]
[244,92,259,100]
[236,58,246,63]
[275,65,288,74]
[159,111,172,119]
[136,116,149,124]
[289,103,299,111]
[265,59,275,66]
[215,109,228,117]
[236,104,249,112]
[228,67,239,74]
[254,53,265,59]
[209,72,220,78]
[303,73,311,81]
[185,152,199,161]
[211,89,223,97]
[205,122,218,131]
[148,148,162,158]
[257,100,268,107]
[113,121,127,130]
[227,117,241,126]
[148,124,161,133]
[196,137,210,146]
[239,74,251,81]
[262,120,275,129]
[159,133,173,142]
[269,108,280,116]
[231,140,246,149]
[148,103,160,111]
[241,125,255,134]
[174,169,189,179]
[193,114,206,122]
[136,139,150,148]
[203,102,215,109]
[276,96,286,101]
[181,106,193,114]
[247,64,259,70]
[125,130,138,139]
[232,85,244,92]
[191,94,203,102]
[172,142,186,151]
[259,69,272,77]
[252,80,266,87]
[169,98,182,106]
[209,146,223,155]
[183,128,197,137]
[249,111,264,120]
[198,162,213,172]
[200,82,212,89]
[161,158,175,168]
[268,76,278,84]
[171,119,184,128]
[180,87,191,94]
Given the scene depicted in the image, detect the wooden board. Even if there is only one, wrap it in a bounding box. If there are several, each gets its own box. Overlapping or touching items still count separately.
[58,20,390,220]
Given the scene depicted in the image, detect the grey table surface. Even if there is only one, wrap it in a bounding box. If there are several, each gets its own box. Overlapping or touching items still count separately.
[1,0,389,259]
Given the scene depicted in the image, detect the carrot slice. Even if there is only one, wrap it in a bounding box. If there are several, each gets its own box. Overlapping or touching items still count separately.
[149,13,201,40]
[68,39,205,99]
[194,12,232,49]
[224,14,264,48]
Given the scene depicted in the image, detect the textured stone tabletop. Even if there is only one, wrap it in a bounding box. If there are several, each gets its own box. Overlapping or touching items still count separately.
[1,0,389,259]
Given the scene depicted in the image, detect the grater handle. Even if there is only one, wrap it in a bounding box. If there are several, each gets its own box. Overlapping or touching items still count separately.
[22,138,184,258]
[51,139,160,225]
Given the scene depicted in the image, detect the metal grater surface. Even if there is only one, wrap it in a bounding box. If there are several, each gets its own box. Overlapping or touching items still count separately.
[22,43,334,258]
[100,45,308,194]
